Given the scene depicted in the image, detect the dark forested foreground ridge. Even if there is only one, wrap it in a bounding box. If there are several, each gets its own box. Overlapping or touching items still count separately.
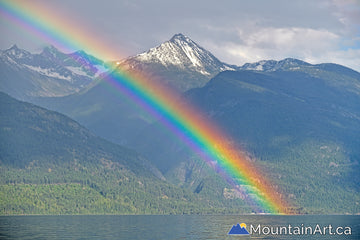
[0,92,252,215]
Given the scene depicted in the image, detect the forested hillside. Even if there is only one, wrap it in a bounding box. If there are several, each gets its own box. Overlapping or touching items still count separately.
[0,92,251,215]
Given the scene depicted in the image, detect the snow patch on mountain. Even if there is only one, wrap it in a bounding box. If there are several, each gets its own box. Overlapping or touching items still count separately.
[2,54,17,65]
[24,65,71,81]
[94,65,108,77]
[66,65,107,78]
[241,58,312,72]
[66,66,88,77]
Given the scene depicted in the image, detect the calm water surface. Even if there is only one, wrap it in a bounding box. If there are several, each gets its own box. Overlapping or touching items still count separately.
[0,215,359,239]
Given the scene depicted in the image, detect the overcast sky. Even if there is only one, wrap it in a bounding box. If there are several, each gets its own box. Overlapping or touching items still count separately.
[1,0,360,71]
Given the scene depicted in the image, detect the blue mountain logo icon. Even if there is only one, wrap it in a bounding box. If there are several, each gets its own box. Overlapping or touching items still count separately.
[228,223,250,235]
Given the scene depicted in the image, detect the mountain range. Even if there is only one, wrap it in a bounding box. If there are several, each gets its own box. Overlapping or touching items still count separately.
[0,44,108,100]
[1,33,359,214]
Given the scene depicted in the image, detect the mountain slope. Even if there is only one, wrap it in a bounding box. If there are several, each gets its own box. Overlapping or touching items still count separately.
[188,69,360,153]
[0,91,155,174]
[133,63,360,214]
[33,77,156,146]
[240,58,360,95]
[0,92,251,214]
[118,33,236,92]
[0,45,108,100]
[31,34,237,145]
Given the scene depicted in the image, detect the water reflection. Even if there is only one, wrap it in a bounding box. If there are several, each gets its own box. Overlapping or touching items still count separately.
[0,215,359,239]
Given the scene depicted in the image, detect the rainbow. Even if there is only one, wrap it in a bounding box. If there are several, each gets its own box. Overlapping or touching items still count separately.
[0,0,290,213]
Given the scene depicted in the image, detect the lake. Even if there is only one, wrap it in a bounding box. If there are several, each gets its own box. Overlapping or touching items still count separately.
[0,215,359,239]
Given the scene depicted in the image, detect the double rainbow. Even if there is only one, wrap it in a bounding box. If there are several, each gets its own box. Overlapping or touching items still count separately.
[0,0,290,213]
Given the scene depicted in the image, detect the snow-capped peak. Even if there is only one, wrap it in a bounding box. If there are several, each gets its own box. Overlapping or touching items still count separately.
[40,45,65,59]
[133,33,232,75]
[241,58,311,72]
[169,33,194,45]
[9,44,19,51]
[3,44,32,59]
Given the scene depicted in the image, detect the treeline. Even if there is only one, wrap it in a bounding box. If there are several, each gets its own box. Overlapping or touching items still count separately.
[0,163,251,215]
